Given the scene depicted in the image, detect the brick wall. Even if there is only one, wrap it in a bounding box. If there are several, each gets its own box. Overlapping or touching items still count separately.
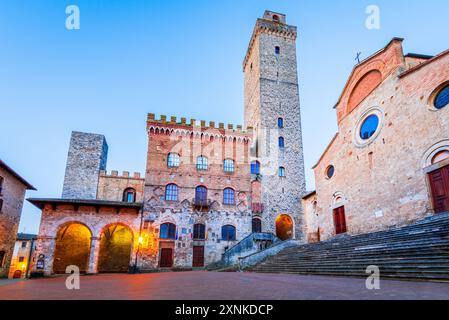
[0,167,28,278]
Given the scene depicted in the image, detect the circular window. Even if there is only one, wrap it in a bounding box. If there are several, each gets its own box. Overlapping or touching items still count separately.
[360,115,379,140]
[326,165,335,179]
[354,108,384,147]
[434,86,449,110]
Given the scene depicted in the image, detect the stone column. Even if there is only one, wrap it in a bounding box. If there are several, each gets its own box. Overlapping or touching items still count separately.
[87,237,101,274]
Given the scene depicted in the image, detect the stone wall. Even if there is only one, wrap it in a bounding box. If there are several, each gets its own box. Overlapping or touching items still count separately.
[0,167,28,278]
[62,132,108,200]
[306,41,449,241]
[97,170,144,202]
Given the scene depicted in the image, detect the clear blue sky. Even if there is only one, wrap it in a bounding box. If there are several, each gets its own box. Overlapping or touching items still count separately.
[1,0,448,234]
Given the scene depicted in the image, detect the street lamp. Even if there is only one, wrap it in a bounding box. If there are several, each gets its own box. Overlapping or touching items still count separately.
[132,213,156,274]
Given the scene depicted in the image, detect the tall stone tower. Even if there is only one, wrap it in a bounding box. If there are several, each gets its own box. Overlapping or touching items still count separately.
[244,11,306,241]
[62,131,108,199]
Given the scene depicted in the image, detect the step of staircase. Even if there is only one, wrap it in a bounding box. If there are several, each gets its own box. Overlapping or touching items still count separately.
[246,212,449,282]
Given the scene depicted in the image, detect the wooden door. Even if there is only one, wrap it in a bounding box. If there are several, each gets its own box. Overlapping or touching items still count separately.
[429,166,449,213]
[13,270,22,279]
[333,206,347,235]
[159,248,173,268]
[192,246,204,268]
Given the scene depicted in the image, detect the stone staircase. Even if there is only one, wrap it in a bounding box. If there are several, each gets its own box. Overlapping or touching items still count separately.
[247,213,449,282]
[207,233,278,271]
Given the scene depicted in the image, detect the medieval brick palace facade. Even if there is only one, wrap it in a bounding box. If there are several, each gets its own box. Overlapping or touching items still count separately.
[28,11,449,275]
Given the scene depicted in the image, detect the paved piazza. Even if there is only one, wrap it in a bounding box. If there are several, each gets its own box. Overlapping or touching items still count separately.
[0,271,448,300]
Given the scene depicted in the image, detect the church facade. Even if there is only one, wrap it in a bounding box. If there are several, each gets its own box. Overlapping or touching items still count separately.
[29,11,306,275]
[303,38,449,242]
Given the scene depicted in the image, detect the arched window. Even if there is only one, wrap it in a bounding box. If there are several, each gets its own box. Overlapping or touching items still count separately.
[123,188,136,203]
[312,201,318,214]
[279,167,286,177]
[360,114,379,140]
[167,153,180,168]
[275,46,280,55]
[224,159,235,173]
[165,184,179,201]
[195,186,208,205]
[272,14,279,22]
[432,150,449,164]
[193,224,206,240]
[251,161,261,175]
[0,199,3,213]
[223,188,235,205]
[0,176,4,194]
[278,118,284,128]
[347,70,382,113]
[196,156,208,171]
[252,218,262,233]
[279,137,285,148]
[222,225,236,241]
[435,85,449,109]
[160,223,176,239]
[326,165,335,179]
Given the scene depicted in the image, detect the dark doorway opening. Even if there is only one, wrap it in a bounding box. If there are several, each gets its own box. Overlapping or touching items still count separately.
[13,270,22,279]
[192,246,204,268]
[159,248,174,268]
[429,166,449,213]
[333,206,347,235]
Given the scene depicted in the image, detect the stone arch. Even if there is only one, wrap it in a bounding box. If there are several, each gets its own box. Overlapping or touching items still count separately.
[53,222,92,274]
[98,223,134,273]
[332,192,347,205]
[347,69,382,114]
[275,214,294,241]
[421,140,449,168]
[159,215,177,226]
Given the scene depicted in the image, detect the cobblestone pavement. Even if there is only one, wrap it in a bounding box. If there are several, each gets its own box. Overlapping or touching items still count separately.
[0,271,448,300]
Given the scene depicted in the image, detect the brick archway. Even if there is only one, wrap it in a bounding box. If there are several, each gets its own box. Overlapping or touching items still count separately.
[98,224,134,273]
[53,222,92,274]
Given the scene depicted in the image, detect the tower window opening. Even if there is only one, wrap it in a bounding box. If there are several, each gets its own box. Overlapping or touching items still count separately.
[275,46,280,55]
[278,118,284,128]
[279,167,286,178]
[279,137,285,148]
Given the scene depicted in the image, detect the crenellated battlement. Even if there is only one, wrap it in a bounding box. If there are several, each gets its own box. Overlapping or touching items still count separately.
[99,170,143,180]
[147,113,253,138]
[243,12,297,71]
